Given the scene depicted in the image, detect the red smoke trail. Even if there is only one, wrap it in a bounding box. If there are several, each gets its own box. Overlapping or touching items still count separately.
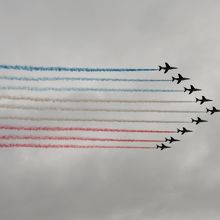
[0,135,163,142]
[0,143,156,150]
[0,125,176,133]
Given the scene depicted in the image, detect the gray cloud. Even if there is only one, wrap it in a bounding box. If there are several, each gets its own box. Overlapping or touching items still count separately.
[0,0,219,219]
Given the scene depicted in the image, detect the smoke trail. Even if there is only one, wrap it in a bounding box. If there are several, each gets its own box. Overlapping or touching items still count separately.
[0,116,191,123]
[0,95,195,104]
[0,125,176,133]
[0,104,205,113]
[0,86,184,93]
[0,64,158,72]
[0,143,156,149]
[0,76,171,83]
[0,135,163,142]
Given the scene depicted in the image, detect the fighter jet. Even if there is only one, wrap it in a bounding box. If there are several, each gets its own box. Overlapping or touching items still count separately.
[195,96,213,105]
[184,85,202,94]
[192,117,208,125]
[172,74,190,84]
[177,127,193,135]
[165,137,180,144]
[206,107,220,115]
[158,62,177,73]
[156,143,171,150]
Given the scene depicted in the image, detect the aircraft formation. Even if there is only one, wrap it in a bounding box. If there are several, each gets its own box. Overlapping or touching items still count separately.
[157,62,219,150]
[0,62,218,151]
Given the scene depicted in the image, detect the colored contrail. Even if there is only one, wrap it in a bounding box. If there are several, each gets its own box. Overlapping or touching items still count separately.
[0,86,184,93]
[0,76,171,83]
[0,95,195,104]
[0,143,156,149]
[0,135,163,142]
[0,64,158,72]
[0,104,205,113]
[0,116,191,123]
[0,125,177,133]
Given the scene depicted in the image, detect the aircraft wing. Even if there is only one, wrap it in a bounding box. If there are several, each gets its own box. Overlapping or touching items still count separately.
[165,62,170,67]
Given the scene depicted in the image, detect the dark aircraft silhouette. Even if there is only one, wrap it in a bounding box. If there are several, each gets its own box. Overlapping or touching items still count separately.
[192,117,208,125]
[172,74,190,84]
[184,85,202,94]
[206,107,220,115]
[177,127,193,135]
[156,143,171,150]
[158,62,177,73]
[195,96,213,105]
[165,137,180,144]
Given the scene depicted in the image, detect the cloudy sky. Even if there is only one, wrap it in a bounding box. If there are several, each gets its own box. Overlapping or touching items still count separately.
[0,0,220,219]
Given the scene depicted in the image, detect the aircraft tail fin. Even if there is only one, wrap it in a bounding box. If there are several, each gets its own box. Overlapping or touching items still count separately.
[158,66,162,71]
[177,129,180,133]
[195,98,199,103]
[172,77,175,82]
[192,118,195,123]
[156,145,159,149]
[165,138,168,142]
[184,87,187,92]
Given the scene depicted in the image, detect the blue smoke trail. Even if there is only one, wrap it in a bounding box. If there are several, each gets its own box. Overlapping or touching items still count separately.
[0,64,158,72]
[0,86,184,93]
[0,95,195,103]
[0,76,171,82]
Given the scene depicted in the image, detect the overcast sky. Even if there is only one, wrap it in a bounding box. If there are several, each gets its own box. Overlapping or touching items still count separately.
[0,0,220,219]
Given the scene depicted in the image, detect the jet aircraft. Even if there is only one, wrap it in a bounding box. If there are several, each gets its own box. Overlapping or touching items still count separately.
[184,85,202,94]
[165,137,180,144]
[159,62,177,73]
[177,127,193,135]
[206,107,220,115]
[156,143,171,150]
[172,74,190,84]
[192,117,208,125]
[195,96,213,105]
